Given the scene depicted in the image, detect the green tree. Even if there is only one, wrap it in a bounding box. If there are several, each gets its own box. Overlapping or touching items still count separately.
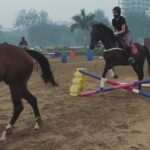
[70,9,94,46]
[70,9,94,32]
[125,11,150,42]
[28,22,74,47]
[38,10,49,24]
[14,9,38,30]
[14,9,49,30]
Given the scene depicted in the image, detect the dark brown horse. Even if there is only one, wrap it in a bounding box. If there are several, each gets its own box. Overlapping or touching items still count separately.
[0,43,58,142]
[90,23,150,90]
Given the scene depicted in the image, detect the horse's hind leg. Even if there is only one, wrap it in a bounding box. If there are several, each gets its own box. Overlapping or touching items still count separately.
[132,64,144,89]
[21,85,42,130]
[0,85,23,142]
[100,63,112,89]
[109,67,118,78]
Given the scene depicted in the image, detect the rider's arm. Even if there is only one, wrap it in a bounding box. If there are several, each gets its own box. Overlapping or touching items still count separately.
[115,24,126,35]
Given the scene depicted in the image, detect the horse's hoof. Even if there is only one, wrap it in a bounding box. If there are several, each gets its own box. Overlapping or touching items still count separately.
[99,88,104,92]
[53,83,59,86]
[34,117,42,130]
[0,141,5,149]
[33,123,43,131]
[6,129,13,136]
[33,122,42,130]
[0,138,5,143]
[33,125,40,131]
[114,74,118,79]
[0,135,6,143]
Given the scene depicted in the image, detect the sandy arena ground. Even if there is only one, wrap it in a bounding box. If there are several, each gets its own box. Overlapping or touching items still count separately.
[0,56,150,150]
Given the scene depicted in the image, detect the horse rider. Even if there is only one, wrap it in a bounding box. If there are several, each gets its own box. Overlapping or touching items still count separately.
[19,36,28,48]
[112,6,135,64]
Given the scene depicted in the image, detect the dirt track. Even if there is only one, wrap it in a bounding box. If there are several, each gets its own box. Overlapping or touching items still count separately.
[0,56,150,150]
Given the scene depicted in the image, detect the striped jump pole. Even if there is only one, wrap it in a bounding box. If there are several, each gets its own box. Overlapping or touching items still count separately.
[79,70,150,98]
[79,70,133,90]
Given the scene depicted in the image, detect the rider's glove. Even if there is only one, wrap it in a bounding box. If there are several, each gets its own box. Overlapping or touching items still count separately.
[114,32,119,36]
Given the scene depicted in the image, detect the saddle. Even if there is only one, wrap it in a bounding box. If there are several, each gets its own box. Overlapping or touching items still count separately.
[116,36,138,56]
[130,43,138,55]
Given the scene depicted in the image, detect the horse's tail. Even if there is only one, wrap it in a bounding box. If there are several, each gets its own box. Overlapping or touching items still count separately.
[26,49,58,86]
[144,46,150,76]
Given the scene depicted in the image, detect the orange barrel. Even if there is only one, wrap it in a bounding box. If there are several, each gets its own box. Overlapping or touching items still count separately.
[69,50,76,57]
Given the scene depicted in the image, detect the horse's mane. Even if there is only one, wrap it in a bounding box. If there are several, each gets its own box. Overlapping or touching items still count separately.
[95,23,116,42]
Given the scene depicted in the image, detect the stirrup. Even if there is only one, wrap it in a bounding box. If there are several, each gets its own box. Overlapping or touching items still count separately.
[128,57,135,64]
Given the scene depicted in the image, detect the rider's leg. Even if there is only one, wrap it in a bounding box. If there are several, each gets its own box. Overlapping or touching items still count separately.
[128,47,135,64]
[124,33,135,64]
[116,36,124,49]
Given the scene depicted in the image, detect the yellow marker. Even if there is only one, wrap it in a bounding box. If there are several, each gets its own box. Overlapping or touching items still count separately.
[69,68,87,96]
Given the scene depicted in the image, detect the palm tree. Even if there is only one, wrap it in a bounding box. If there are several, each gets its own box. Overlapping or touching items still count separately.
[70,9,94,32]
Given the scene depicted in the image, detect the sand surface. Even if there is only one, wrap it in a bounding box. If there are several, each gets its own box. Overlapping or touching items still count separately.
[0,56,150,150]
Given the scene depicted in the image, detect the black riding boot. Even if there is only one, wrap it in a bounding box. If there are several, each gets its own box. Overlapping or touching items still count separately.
[129,56,135,64]
[128,47,135,64]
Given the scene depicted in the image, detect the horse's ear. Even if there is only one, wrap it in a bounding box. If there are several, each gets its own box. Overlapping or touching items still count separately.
[91,21,100,29]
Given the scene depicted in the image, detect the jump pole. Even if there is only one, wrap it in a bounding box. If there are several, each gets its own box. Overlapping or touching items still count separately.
[79,70,150,98]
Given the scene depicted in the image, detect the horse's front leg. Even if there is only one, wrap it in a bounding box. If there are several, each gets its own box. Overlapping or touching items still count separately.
[100,64,110,90]
[1,85,24,142]
[22,88,42,130]
[34,117,42,130]
[0,97,23,142]
[132,64,144,90]
[0,124,13,142]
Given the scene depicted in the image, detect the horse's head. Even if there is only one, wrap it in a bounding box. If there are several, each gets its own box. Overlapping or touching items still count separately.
[89,23,117,50]
[90,24,102,49]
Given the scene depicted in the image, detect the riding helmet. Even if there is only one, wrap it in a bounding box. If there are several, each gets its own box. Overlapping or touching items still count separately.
[112,6,121,18]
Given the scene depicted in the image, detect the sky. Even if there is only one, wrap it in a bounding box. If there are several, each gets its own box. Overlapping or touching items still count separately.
[0,0,118,28]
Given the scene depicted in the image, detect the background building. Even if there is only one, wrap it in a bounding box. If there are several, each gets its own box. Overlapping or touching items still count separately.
[118,0,150,15]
